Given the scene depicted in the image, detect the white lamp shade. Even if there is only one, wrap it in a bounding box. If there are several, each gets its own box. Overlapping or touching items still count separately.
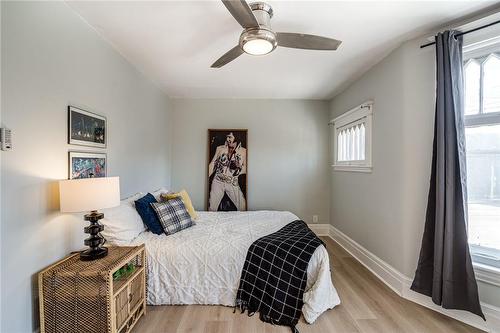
[59,177,120,213]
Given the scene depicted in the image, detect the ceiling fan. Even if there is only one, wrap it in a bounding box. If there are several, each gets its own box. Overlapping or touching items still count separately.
[211,0,342,68]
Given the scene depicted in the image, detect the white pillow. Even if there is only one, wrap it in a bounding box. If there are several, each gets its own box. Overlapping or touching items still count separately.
[100,192,145,245]
[122,192,144,206]
[151,187,169,201]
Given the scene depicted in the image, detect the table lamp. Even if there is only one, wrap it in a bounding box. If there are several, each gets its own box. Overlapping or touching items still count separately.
[59,176,120,260]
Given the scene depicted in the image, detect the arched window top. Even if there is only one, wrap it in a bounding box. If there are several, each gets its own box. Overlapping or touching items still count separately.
[484,53,500,64]
[483,54,500,114]
[464,59,481,116]
[465,58,480,69]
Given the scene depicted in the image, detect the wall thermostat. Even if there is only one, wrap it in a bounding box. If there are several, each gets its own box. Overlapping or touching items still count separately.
[1,128,12,151]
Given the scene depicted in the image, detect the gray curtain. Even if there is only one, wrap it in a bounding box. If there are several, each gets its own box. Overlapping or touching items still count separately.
[410,30,485,320]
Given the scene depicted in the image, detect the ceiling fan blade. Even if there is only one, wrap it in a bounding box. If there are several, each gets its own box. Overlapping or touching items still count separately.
[276,32,342,50]
[211,46,244,68]
[221,0,259,29]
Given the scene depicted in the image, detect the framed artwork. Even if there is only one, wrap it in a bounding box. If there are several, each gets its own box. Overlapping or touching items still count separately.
[207,129,248,211]
[68,106,106,148]
[69,152,107,179]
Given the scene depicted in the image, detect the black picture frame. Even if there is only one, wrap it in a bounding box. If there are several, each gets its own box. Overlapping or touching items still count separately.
[207,129,248,211]
[68,151,107,179]
[68,105,106,148]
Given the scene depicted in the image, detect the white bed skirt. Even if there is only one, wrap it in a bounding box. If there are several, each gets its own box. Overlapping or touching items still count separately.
[130,210,340,323]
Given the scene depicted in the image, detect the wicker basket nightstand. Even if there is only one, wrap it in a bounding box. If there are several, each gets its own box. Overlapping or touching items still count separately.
[39,245,146,333]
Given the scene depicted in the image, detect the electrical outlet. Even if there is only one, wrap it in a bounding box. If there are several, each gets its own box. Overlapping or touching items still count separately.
[312,215,319,223]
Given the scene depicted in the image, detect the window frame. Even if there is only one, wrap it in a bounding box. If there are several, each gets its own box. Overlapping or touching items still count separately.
[331,101,373,173]
[463,50,500,270]
[470,244,500,269]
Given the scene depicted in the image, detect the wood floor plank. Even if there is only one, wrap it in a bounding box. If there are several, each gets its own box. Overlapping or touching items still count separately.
[229,312,260,333]
[324,304,362,332]
[331,268,379,320]
[132,236,485,333]
[204,321,230,333]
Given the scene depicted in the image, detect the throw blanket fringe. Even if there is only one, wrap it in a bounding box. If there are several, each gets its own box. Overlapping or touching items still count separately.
[234,220,323,333]
[235,299,300,333]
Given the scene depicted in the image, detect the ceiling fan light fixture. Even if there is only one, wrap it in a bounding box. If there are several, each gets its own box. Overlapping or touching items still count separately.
[239,28,277,56]
[242,38,273,55]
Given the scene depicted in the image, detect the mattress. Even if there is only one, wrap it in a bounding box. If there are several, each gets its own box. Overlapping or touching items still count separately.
[129,210,340,323]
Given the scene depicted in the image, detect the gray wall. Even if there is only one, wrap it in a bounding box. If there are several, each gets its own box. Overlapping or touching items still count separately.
[1,2,172,332]
[171,99,331,225]
[329,37,500,307]
[330,44,409,271]
[0,1,3,325]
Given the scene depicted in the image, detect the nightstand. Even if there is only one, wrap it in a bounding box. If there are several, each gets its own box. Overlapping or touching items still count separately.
[39,245,146,333]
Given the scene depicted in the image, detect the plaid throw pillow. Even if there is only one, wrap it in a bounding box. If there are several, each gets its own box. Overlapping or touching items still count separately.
[150,197,195,235]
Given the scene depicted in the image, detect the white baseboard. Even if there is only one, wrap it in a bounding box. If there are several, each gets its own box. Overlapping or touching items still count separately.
[308,224,330,237]
[308,223,330,237]
[308,223,500,333]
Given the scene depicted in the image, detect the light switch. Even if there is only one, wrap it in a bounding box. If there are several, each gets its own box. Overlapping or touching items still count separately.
[1,128,12,151]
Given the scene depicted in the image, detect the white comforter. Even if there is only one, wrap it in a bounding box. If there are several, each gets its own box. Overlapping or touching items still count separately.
[130,210,340,323]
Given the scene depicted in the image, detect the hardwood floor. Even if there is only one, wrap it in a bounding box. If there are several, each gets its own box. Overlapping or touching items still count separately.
[132,237,485,333]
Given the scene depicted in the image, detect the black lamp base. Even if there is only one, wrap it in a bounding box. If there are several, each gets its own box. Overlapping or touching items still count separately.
[80,210,108,261]
[80,247,108,261]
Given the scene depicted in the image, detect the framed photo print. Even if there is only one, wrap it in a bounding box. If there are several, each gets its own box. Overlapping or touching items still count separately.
[207,129,247,211]
[69,152,107,179]
[68,106,106,148]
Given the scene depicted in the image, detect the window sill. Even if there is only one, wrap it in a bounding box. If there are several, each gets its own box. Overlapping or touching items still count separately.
[473,262,500,287]
[332,165,372,173]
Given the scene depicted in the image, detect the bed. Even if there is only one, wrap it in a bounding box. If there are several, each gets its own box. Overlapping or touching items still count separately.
[127,210,341,324]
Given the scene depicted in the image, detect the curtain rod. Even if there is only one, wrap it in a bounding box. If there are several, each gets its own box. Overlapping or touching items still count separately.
[420,19,500,48]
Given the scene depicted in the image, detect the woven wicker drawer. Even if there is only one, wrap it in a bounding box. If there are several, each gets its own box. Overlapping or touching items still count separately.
[39,245,146,333]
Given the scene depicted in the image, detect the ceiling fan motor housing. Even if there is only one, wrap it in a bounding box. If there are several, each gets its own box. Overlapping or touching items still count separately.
[239,2,277,55]
[249,2,273,28]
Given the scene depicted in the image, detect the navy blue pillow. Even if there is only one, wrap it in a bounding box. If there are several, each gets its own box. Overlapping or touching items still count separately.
[135,193,163,235]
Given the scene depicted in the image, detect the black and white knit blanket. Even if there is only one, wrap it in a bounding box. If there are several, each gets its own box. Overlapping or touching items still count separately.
[235,220,324,333]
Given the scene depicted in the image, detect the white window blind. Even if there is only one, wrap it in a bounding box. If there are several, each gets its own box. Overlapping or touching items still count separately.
[331,101,373,172]
[337,121,366,162]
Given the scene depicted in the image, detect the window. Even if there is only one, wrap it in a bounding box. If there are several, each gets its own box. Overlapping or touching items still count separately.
[331,101,373,172]
[464,51,500,269]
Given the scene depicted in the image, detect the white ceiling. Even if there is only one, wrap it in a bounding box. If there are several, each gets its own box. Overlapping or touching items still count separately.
[67,1,496,100]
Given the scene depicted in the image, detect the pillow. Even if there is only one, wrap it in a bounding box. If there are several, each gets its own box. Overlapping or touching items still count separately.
[100,192,145,245]
[135,193,163,235]
[122,192,144,206]
[151,197,195,235]
[161,189,198,220]
[151,187,169,201]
